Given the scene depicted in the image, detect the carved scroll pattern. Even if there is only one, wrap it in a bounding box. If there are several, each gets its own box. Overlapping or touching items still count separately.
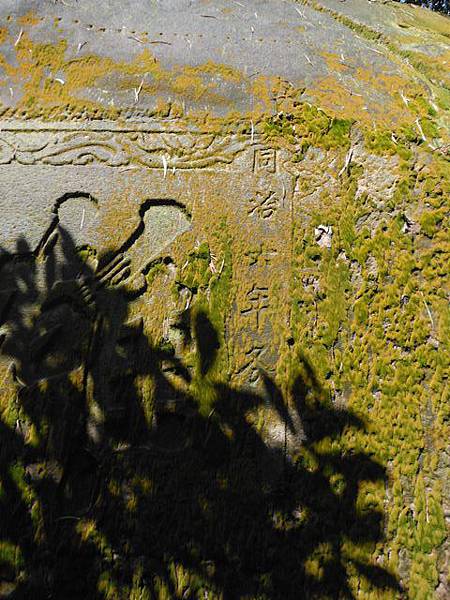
[0,129,254,169]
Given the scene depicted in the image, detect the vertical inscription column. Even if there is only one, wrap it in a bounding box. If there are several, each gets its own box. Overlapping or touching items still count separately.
[230,147,292,390]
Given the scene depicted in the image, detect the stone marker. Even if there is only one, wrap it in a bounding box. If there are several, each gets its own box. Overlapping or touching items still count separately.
[0,1,449,598]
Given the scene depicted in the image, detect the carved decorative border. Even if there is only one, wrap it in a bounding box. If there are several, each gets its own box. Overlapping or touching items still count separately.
[0,120,258,170]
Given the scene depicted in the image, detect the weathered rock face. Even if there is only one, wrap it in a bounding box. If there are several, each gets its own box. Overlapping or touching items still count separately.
[0,1,448,599]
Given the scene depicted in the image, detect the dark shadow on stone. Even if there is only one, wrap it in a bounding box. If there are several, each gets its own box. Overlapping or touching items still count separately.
[0,224,401,599]
[193,310,220,376]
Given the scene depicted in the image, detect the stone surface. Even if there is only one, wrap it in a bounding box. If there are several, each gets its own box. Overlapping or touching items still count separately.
[0,1,449,599]
[0,0,448,126]
[0,118,292,387]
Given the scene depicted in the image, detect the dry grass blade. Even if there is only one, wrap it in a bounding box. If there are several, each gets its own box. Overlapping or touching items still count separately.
[338,147,353,177]
[134,77,145,103]
[14,29,23,47]
[415,119,427,142]
[128,34,145,44]
[77,41,88,54]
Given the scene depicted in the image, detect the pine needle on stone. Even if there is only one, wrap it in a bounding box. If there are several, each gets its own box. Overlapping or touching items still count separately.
[15,29,23,47]
[415,118,427,142]
[338,147,353,177]
[134,77,145,103]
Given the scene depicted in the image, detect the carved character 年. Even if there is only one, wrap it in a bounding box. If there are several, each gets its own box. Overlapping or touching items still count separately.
[240,285,269,331]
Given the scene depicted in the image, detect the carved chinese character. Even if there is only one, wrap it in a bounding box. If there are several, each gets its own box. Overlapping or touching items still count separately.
[236,345,266,385]
[247,190,280,220]
[245,244,278,267]
[254,148,276,173]
[240,285,269,330]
